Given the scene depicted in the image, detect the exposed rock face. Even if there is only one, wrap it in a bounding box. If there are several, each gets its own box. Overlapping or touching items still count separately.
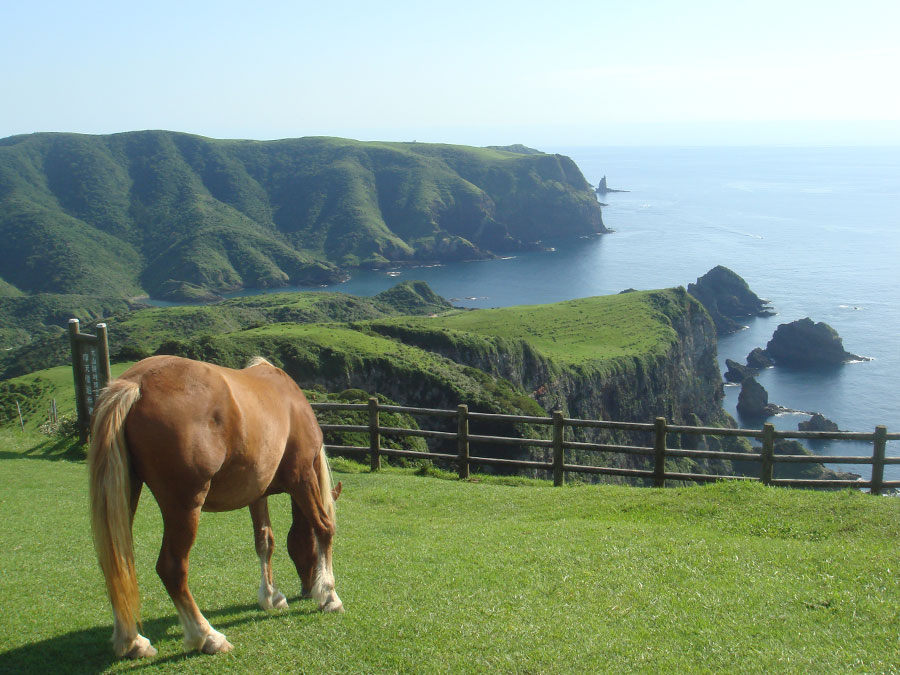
[746,347,773,369]
[764,318,864,367]
[724,358,756,383]
[736,378,777,418]
[687,266,774,335]
[798,413,840,432]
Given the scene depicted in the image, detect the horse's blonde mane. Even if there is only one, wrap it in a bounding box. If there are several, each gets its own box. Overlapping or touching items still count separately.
[246,356,273,368]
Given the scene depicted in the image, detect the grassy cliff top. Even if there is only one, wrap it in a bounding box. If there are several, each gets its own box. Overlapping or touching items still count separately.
[373,288,696,367]
[1,285,701,391]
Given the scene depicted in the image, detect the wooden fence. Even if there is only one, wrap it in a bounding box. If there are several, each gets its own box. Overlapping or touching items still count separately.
[311,398,900,494]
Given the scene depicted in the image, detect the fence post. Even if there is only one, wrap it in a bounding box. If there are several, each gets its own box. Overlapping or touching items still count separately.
[552,411,565,486]
[68,319,90,444]
[653,417,667,487]
[457,404,470,480]
[871,425,887,496]
[761,423,775,485]
[96,323,112,390]
[368,396,381,471]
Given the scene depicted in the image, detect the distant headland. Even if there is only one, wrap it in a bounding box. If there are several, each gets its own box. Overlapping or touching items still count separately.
[0,132,608,302]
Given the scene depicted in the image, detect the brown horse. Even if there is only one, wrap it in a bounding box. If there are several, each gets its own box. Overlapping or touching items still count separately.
[88,355,343,659]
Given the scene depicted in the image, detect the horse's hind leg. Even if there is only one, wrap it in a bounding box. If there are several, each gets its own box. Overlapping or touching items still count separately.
[156,500,232,654]
[111,481,157,658]
[250,498,288,610]
[286,498,317,598]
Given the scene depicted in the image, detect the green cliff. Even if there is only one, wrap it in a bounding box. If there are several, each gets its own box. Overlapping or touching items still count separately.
[0,132,605,300]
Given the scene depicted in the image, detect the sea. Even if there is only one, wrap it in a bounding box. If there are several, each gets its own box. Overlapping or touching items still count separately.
[233,146,900,480]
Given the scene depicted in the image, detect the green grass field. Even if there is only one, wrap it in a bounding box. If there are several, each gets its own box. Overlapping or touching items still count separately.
[1,428,899,673]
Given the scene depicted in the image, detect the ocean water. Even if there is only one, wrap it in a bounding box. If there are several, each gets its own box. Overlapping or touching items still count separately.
[238,146,900,479]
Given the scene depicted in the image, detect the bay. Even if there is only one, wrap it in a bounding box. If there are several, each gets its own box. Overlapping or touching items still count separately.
[233,146,900,480]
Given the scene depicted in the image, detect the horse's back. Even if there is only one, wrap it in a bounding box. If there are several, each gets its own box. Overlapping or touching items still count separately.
[120,356,310,511]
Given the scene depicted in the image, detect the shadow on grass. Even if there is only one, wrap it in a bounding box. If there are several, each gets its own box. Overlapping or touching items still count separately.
[0,434,86,462]
[0,597,319,674]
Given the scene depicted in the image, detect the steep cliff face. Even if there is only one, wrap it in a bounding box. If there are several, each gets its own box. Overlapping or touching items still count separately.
[366,288,727,470]
[370,288,723,427]
[560,291,724,428]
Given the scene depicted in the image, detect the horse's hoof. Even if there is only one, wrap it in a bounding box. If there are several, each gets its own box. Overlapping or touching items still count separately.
[259,591,288,610]
[123,634,157,659]
[200,631,233,655]
[320,599,344,613]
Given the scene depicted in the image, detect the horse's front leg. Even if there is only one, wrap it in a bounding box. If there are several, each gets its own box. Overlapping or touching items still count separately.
[250,497,288,610]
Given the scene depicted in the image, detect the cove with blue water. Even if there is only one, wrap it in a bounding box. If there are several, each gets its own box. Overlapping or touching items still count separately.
[230,146,900,480]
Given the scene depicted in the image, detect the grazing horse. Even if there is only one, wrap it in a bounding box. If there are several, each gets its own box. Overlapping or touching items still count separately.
[88,355,343,659]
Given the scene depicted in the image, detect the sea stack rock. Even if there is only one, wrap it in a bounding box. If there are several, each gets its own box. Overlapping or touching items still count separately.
[764,318,864,367]
[798,413,840,432]
[595,175,627,194]
[746,347,774,369]
[736,378,777,418]
[724,359,756,383]
[687,266,774,335]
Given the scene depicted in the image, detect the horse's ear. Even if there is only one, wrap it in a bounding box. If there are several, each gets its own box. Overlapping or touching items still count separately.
[332,481,343,502]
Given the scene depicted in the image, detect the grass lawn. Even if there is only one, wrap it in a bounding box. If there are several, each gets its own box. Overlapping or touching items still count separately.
[0,428,898,673]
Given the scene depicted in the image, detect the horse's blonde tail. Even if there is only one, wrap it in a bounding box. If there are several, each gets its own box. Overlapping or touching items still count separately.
[88,379,143,632]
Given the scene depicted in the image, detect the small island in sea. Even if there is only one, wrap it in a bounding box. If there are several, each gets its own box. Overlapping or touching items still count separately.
[595,175,629,194]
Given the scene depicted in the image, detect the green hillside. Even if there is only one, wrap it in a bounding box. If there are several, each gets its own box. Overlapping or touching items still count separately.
[0,132,605,300]
[0,293,139,348]
[0,281,451,379]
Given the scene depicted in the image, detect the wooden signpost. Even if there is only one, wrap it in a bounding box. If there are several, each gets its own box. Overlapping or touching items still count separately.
[68,319,111,444]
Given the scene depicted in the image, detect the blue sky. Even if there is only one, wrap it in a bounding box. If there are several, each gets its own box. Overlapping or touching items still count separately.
[3,0,899,145]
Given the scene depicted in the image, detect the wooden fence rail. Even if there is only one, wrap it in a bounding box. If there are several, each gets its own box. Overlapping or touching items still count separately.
[311,398,900,494]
